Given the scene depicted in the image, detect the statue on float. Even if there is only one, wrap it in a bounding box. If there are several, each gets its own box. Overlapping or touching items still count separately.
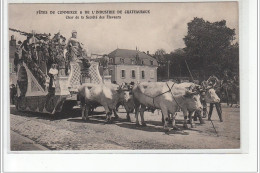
[65,30,90,75]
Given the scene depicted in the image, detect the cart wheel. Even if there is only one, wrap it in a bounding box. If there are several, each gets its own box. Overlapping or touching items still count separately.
[16,96,26,111]
[61,101,77,112]
[45,96,55,113]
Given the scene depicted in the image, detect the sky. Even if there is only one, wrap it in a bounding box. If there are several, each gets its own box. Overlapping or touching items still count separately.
[9,2,238,55]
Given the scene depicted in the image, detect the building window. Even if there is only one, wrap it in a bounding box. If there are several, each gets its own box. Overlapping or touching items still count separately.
[109,69,113,76]
[120,58,124,64]
[131,70,136,78]
[109,58,113,64]
[150,60,153,65]
[141,60,144,65]
[121,70,125,78]
[131,59,135,65]
[150,70,154,79]
[142,71,145,79]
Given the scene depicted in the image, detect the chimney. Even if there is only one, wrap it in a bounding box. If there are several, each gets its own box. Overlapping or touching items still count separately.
[9,35,16,46]
[147,51,149,55]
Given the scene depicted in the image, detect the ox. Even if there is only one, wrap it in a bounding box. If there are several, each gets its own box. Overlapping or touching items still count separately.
[179,82,220,123]
[78,83,125,122]
[182,82,220,104]
[196,80,223,122]
[122,91,135,121]
[200,84,220,103]
[132,82,203,131]
[122,89,160,122]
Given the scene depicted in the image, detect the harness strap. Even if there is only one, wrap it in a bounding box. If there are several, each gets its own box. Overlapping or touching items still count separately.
[140,82,182,110]
[165,82,183,109]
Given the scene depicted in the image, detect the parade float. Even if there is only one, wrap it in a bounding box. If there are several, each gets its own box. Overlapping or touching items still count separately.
[10,28,110,114]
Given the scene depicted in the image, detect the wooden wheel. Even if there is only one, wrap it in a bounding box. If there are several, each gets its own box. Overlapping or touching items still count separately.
[45,95,56,113]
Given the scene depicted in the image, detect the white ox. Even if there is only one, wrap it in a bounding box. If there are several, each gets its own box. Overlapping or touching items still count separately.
[199,81,220,103]
[123,82,220,124]
[122,91,135,121]
[182,82,220,123]
[78,83,125,122]
[132,82,203,131]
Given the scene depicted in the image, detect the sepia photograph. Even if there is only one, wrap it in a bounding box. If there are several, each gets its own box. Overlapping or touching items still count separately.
[7,2,240,151]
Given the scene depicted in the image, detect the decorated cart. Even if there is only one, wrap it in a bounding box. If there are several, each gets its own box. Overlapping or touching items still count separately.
[11,29,108,114]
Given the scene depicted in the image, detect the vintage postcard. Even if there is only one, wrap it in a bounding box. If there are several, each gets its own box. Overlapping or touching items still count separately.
[7,2,240,151]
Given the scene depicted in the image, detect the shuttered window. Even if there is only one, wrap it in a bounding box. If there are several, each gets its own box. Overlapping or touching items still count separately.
[121,70,125,78]
[142,71,145,79]
[131,70,135,78]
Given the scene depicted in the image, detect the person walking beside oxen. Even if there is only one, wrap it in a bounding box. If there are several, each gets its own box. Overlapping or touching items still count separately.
[208,102,223,122]
[207,75,223,122]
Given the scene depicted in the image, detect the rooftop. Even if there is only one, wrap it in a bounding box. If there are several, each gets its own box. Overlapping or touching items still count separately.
[108,48,157,62]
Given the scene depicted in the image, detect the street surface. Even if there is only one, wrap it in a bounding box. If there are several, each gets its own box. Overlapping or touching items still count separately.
[10,104,240,150]
[11,130,48,151]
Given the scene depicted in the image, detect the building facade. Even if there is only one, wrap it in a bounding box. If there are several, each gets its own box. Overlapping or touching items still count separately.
[107,49,158,84]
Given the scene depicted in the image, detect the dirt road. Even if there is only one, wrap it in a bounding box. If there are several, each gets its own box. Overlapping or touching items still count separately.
[10,104,240,150]
[11,130,49,151]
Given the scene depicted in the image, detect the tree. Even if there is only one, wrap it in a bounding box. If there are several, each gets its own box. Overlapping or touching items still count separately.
[168,48,189,78]
[154,49,167,64]
[220,42,239,77]
[183,17,236,80]
[154,49,167,80]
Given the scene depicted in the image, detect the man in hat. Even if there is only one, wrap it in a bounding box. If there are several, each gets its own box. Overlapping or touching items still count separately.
[10,84,17,105]
[207,76,223,122]
[66,30,84,61]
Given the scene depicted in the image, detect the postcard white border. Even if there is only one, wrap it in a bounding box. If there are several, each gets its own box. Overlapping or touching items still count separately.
[1,0,258,172]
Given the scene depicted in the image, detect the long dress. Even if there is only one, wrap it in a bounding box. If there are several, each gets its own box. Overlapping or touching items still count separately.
[66,37,82,61]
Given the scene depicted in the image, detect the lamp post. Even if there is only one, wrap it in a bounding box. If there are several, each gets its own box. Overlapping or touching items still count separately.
[167,60,170,80]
